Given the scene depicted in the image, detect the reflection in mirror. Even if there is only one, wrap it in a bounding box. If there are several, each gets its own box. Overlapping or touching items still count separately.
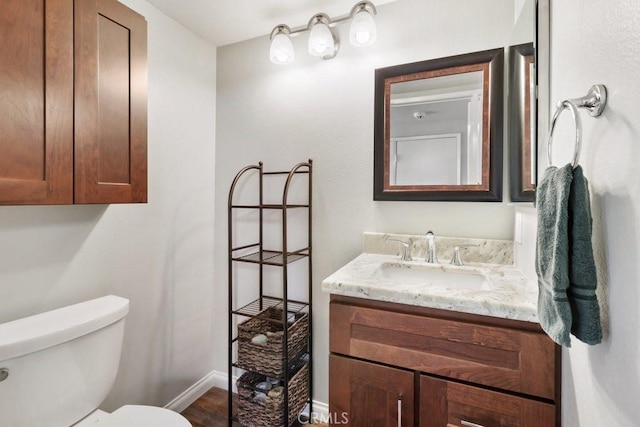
[374,49,504,201]
[389,71,484,186]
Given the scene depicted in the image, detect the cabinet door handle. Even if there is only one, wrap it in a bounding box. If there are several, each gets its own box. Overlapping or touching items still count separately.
[397,396,402,427]
[461,420,485,427]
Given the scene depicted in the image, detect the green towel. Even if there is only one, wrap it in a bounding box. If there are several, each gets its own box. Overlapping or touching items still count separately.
[568,166,602,344]
[536,165,574,347]
[535,164,603,347]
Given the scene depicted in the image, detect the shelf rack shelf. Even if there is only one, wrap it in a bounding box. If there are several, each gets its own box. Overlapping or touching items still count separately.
[232,296,309,319]
[227,160,313,426]
[231,249,310,266]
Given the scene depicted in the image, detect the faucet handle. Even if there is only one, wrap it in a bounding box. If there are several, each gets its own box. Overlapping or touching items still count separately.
[387,239,413,261]
[450,244,480,266]
[425,231,437,263]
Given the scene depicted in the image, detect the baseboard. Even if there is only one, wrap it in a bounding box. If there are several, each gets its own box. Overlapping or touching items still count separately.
[212,369,239,393]
[303,400,330,422]
[164,370,222,413]
[166,369,328,421]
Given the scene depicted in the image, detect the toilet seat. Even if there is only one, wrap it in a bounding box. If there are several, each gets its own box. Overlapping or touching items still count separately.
[74,405,192,427]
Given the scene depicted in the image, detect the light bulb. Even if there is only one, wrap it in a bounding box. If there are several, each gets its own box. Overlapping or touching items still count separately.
[308,16,336,59]
[269,27,294,65]
[349,6,377,47]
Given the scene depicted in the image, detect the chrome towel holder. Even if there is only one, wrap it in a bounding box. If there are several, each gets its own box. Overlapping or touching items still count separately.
[547,84,608,169]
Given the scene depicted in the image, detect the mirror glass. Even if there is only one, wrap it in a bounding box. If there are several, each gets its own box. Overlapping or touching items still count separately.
[374,49,503,201]
[389,71,484,186]
[373,0,543,202]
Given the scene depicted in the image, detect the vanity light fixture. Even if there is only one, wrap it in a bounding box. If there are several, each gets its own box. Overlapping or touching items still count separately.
[308,14,338,59]
[269,25,295,64]
[349,1,377,47]
[269,1,378,65]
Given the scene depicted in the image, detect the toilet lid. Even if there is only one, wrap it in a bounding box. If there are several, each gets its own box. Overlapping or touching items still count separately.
[102,405,192,427]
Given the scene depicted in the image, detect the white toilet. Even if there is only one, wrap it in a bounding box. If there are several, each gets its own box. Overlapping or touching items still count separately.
[0,295,192,427]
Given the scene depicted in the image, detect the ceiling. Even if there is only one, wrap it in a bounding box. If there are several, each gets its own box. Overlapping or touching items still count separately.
[145,0,397,47]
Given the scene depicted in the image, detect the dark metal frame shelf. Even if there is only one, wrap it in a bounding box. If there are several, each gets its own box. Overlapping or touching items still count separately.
[232,296,309,319]
[231,249,310,266]
[231,204,310,209]
[227,160,313,426]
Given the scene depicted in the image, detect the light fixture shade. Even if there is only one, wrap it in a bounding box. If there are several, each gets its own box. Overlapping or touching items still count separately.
[270,28,295,64]
[308,17,336,59]
[349,7,377,47]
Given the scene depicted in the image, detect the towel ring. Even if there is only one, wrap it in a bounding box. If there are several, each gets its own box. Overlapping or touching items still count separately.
[548,101,582,168]
[547,84,608,169]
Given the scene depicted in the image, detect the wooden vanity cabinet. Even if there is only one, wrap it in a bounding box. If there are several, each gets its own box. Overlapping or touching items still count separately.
[0,0,147,205]
[329,296,561,427]
[330,354,415,426]
[420,376,555,427]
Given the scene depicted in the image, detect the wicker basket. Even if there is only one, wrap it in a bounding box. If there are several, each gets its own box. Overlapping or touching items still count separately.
[237,362,309,427]
[237,307,308,378]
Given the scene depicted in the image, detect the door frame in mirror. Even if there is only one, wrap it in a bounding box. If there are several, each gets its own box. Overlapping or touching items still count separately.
[374,48,504,202]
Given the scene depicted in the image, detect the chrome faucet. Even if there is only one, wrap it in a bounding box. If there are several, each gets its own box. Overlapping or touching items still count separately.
[425,231,438,263]
[450,244,480,266]
[388,238,413,261]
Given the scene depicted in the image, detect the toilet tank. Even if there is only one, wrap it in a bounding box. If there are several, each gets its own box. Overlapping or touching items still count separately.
[0,296,130,427]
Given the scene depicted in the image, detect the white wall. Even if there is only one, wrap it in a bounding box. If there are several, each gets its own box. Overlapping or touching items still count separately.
[549,1,640,426]
[216,0,518,404]
[0,0,217,410]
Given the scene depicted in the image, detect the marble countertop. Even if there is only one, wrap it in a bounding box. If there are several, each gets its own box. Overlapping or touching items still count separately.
[321,253,539,323]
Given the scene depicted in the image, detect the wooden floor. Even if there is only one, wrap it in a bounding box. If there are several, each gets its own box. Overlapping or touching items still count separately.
[181,387,237,426]
[180,387,326,427]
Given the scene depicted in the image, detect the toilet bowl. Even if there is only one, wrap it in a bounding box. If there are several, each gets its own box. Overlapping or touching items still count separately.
[74,406,191,426]
[0,295,192,427]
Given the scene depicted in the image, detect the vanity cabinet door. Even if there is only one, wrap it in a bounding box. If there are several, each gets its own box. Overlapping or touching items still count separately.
[0,0,74,205]
[330,354,414,426]
[74,0,147,203]
[420,375,555,427]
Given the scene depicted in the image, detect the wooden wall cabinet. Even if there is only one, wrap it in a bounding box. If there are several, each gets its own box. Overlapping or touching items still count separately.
[0,0,74,204]
[75,0,147,203]
[0,0,147,205]
[329,296,561,427]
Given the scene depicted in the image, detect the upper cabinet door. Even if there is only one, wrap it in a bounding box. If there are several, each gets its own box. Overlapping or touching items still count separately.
[74,0,147,204]
[0,0,74,205]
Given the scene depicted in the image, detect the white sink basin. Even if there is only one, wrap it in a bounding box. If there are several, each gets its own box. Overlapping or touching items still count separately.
[322,252,539,322]
[372,262,491,290]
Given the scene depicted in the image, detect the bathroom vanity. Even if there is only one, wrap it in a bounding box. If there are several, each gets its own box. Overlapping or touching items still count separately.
[323,233,560,426]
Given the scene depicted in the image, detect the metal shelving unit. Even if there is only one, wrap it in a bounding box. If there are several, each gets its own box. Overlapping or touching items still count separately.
[227,160,313,426]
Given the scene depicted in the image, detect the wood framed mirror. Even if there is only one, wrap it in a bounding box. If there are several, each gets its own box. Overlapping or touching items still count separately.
[509,43,536,202]
[373,48,504,202]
